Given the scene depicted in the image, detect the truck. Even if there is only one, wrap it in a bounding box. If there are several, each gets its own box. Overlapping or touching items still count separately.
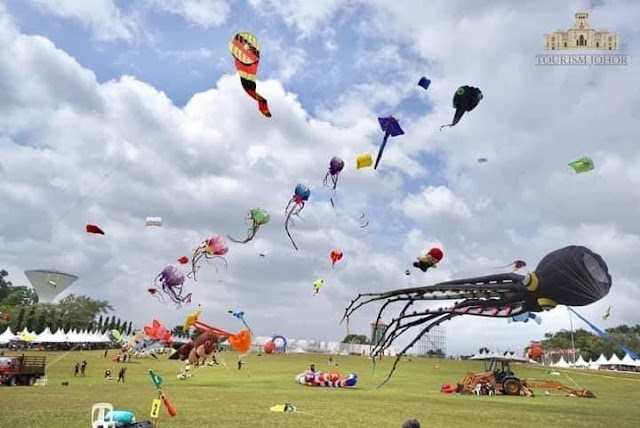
[0,355,46,386]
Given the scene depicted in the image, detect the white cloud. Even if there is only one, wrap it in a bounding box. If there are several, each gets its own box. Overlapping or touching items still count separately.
[2,1,640,360]
[144,0,230,28]
[248,0,345,35]
[29,0,136,41]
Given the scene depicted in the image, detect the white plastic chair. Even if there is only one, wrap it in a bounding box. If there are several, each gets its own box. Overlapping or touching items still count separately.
[91,403,115,428]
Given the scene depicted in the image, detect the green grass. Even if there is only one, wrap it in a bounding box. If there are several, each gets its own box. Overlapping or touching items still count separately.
[1,350,639,428]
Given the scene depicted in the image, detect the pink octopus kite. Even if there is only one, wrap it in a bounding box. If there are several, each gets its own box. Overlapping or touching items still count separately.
[189,235,229,281]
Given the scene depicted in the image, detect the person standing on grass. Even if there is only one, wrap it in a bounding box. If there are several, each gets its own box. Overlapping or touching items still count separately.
[237,359,244,370]
[80,360,87,377]
[117,367,127,383]
[104,349,108,358]
[73,362,79,377]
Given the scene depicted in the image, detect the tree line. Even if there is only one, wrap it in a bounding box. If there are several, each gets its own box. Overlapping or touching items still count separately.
[0,269,133,335]
[538,325,640,361]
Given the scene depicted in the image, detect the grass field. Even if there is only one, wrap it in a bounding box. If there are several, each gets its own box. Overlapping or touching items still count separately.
[1,350,639,428]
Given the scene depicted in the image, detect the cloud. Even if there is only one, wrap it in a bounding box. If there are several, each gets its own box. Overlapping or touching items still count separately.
[28,0,136,41]
[248,0,345,36]
[2,1,640,359]
[144,0,230,28]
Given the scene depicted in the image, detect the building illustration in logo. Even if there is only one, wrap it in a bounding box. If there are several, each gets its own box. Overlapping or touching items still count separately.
[544,12,619,50]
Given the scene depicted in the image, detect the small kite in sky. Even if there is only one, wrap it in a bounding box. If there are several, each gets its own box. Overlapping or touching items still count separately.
[359,213,369,228]
[177,256,189,265]
[285,184,311,251]
[313,279,324,296]
[569,156,594,173]
[145,217,162,227]
[323,157,344,207]
[330,249,343,267]
[440,86,483,130]
[603,305,612,320]
[228,207,270,244]
[229,31,271,117]
[375,116,405,170]
[477,157,488,163]
[189,236,229,280]
[356,153,373,169]
[156,265,191,306]
[413,248,444,272]
[496,260,527,271]
[86,224,104,235]
[418,77,431,90]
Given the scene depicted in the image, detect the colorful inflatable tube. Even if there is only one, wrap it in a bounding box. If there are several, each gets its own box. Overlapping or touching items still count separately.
[295,371,357,388]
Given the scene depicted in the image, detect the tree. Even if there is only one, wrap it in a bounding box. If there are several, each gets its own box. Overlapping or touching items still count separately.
[56,294,113,331]
[126,321,133,335]
[341,334,370,344]
[35,314,47,333]
[13,307,26,331]
[25,306,37,331]
[97,315,104,330]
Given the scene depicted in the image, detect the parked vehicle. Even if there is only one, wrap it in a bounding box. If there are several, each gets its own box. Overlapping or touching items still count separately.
[0,355,46,386]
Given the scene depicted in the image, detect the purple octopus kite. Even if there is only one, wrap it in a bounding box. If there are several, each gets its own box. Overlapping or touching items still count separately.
[155,265,191,307]
[323,156,344,207]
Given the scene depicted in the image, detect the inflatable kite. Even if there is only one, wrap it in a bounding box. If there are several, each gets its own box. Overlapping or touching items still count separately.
[413,248,444,272]
[169,330,220,365]
[228,207,270,244]
[496,260,526,271]
[440,86,483,130]
[229,31,271,117]
[343,245,612,386]
[295,370,358,388]
[155,266,191,306]
[478,158,488,163]
[508,312,542,324]
[145,217,162,227]
[284,184,311,251]
[330,249,343,267]
[183,310,252,355]
[86,224,105,235]
[228,310,253,333]
[263,335,287,354]
[359,213,369,228]
[569,156,594,173]
[356,153,373,169]
[24,269,79,303]
[189,235,229,280]
[323,157,344,207]
[177,257,189,265]
[374,116,405,170]
[418,77,431,90]
[313,279,324,296]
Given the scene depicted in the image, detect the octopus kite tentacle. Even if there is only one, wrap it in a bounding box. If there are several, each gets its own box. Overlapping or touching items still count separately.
[285,199,305,251]
[342,246,612,387]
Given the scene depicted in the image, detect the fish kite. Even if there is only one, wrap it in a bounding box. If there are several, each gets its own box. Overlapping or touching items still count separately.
[228,207,270,244]
[440,86,483,130]
[413,248,444,272]
[284,184,311,251]
[418,77,431,90]
[375,116,405,170]
[569,156,594,174]
[229,32,271,117]
[86,224,105,235]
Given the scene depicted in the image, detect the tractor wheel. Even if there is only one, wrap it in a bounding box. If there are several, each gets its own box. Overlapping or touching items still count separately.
[28,376,36,386]
[503,379,521,396]
[8,377,17,387]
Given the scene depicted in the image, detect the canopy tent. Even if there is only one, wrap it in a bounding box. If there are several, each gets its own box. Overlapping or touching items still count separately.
[621,353,640,367]
[607,353,622,365]
[573,355,589,367]
[594,354,609,365]
[553,356,570,368]
[0,327,17,344]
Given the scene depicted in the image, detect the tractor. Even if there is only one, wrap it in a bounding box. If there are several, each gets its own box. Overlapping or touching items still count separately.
[460,357,527,396]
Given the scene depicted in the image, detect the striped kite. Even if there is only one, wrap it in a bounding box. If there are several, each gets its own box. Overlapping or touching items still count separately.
[229,32,271,117]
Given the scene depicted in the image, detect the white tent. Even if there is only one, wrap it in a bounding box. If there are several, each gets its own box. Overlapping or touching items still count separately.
[34,327,54,343]
[50,328,70,343]
[573,355,588,367]
[553,356,570,368]
[620,353,640,367]
[0,327,17,343]
[607,353,622,365]
[594,354,609,365]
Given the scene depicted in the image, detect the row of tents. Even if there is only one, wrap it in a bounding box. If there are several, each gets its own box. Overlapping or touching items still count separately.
[0,327,189,344]
[551,353,640,368]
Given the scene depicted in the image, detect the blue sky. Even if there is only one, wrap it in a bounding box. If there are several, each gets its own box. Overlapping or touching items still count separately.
[1,0,638,357]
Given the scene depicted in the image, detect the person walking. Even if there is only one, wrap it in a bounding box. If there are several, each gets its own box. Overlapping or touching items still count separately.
[73,362,79,377]
[117,367,127,383]
[80,360,87,377]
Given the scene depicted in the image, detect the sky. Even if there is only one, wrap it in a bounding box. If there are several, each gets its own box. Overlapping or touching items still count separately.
[1,0,639,356]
